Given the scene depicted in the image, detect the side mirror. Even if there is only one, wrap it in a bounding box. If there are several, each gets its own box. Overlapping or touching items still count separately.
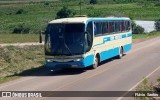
[84,32,88,47]
[39,31,44,43]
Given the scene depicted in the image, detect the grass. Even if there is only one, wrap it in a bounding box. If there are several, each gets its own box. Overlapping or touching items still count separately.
[0,1,160,34]
[136,77,160,100]
[0,45,45,84]
[136,78,153,100]
[0,33,44,43]
[133,31,160,39]
[132,31,160,43]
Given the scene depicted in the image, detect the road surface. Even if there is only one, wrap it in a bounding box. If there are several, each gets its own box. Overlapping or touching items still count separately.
[0,37,160,100]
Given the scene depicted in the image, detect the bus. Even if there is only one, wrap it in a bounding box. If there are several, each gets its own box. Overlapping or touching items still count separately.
[42,17,132,69]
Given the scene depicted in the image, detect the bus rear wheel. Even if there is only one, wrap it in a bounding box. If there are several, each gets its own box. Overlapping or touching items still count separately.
[92,56,99,69]
[118,47,123,59]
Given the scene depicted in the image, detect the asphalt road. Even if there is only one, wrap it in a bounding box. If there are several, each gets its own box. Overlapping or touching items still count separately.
[0,37,160,100]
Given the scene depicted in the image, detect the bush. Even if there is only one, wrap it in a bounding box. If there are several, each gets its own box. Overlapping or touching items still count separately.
[44,2,49,6]
[155,2,160,6]
[16,9,25,14]
[88,10,102,17]
[155,19,160,31]
[90,0,97,4]
[132,21,144,34]
[86,6,94,10]
[134,25,145,34]
[55,6,76,19]
[12,24,30,34]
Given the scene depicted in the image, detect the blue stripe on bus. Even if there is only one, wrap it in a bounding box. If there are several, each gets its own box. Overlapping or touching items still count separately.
[128,33,132,37]
[100,43,132,62]
[123,43,132,53]
[93,33,132,47]
[103,37,111,43]
[122,34,127,38]
[100,47,120,62]
[46,43,132,68]
[87,18,130,23]
[82,54,94,67]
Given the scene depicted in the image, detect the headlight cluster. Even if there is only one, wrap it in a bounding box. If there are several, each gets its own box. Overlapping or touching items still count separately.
[74,58,83,61]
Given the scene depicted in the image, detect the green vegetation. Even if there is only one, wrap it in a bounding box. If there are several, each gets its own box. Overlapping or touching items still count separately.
[132,21,144,34]
[136,78,153,91]
[155,19,160,31]
[136,78,153,100]
[56,6,76,19]
[0,0,160,34]
[136,77,160,100]
[133,31,160,39]
[90,0,97,4]
[0,45,44,84]
[13,24,30,33]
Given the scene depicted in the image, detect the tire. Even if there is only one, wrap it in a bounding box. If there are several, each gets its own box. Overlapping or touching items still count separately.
[92,56,99,69]
[118,47,123,59]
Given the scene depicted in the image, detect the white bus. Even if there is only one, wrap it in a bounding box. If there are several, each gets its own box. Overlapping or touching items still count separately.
[43,17,132,69]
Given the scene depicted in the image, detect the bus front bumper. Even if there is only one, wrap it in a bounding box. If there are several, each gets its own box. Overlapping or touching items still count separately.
[45,61,85,69]
[45,54,94,69]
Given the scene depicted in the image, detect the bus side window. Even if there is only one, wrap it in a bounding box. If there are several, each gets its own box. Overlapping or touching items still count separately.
[118,21,120,32]
[94,22,102,36]
[122,21,126,32]
[94,23,97,35]
[120,21,122,32]
[109,22,112,34]
[102,22,108,34]
[112,21,115,33]
[115,21,119,33]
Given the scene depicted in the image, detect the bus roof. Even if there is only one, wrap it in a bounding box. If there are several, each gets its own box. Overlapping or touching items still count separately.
[49,17,130,24]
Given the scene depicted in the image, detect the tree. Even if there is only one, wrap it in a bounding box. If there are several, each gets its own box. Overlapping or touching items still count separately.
[12,24,30,34]
[132,21,145,34]
[16,9,25,14]
[155,19,160,31]
[90,0,97,4]
[55,6,76,19]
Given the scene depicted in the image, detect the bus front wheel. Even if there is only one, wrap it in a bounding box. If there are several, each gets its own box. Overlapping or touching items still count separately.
[92,56,99,69]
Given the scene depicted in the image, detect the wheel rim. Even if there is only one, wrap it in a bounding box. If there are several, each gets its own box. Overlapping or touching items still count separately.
[119,48,123,57]
[93,57,98,68]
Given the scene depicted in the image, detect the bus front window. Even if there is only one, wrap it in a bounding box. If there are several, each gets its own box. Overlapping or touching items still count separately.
[45,23,85,56]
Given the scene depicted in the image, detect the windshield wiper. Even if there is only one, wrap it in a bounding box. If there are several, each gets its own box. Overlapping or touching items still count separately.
[62,35,73,56]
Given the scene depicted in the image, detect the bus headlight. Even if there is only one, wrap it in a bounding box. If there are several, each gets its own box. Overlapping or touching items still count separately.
[74,58,83,61]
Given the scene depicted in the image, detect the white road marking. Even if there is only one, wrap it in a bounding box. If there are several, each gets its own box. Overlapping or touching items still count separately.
[117,65,160,100]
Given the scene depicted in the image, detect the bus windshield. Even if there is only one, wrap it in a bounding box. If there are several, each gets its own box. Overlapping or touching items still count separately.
[45,23,85,56]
